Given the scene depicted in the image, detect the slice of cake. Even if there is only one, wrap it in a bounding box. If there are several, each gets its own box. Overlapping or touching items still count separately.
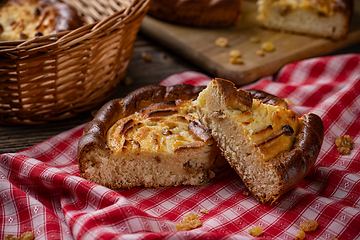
[256,0,353,40]
[103,99,225,188]
[78,84,228,189]
[193,78,324,204]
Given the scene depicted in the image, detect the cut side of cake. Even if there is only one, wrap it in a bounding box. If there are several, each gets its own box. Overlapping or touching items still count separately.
[194,78,324,204]
[101,100,225,188]
[256,0,353,40]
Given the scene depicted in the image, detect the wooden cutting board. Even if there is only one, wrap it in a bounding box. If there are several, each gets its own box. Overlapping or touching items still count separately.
[140,1,360,85]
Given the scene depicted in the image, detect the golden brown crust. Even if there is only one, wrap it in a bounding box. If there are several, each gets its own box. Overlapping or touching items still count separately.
[213,78,253,111]
[0,0,83,41]
[257,113,324,204]
[147,0,242,27]
[247,88,288,109]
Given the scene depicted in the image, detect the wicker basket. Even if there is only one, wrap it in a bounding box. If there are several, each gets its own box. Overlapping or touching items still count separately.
[0,0,151,125]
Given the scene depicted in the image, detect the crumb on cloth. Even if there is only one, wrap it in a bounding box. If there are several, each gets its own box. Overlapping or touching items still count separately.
[5,231,34,240]
[299,220,318,232]
[295,230,306,240]
[248,226,263,236]
[176,213,202,231]
[200,209,209,214]
[295,220,319,240]
[335,135,354,155]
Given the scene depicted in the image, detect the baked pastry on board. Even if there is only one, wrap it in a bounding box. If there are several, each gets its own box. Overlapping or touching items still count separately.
[256,0,353,40]
[0,0,83,41]
[194,78,324,204]
[147,0,242,27]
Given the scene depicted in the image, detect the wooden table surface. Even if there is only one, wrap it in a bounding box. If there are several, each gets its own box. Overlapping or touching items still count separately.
[1,33,360,154]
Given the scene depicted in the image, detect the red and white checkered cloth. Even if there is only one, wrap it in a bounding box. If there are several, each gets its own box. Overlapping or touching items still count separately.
[1,54,360,240]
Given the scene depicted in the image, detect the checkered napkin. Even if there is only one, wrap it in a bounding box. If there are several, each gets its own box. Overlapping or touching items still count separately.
[1,54,360,240]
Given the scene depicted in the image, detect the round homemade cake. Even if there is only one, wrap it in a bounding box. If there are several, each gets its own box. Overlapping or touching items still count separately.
[76,82,323,204]
[0,0,83,41]
[147,0,242,27]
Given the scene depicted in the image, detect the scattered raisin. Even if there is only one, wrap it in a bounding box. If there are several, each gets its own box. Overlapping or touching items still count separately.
[230,57,243,64]
[20,231,34,240]
[248,226,263,236]
[141,52,152,62]
[215,37,228,47]
[256,49,264,56]
[176,213,202,231]
[261,42,275,52]
[229,49,241,58]
[200,209,209,214]
[299,220,318,232]
[250,36,260,43]
[335,135,354,155]
[295,230,306,240]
